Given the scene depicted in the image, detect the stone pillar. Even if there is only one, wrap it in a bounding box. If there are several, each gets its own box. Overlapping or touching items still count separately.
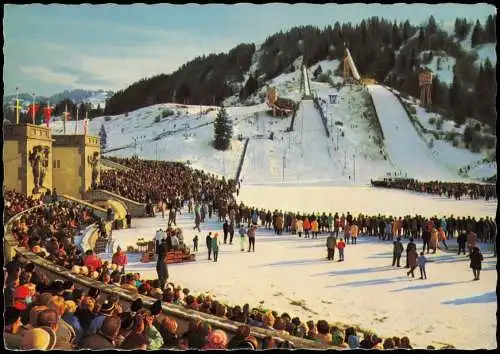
[52,134,101,199]
[3,123,53,198]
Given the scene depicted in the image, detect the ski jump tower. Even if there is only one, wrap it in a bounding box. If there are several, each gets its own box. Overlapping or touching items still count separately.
[343,46,376,85]
[343,47,361,83]
[299,64,313,100]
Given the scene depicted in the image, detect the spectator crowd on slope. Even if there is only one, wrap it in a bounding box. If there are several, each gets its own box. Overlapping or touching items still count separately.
[371,178,496,201]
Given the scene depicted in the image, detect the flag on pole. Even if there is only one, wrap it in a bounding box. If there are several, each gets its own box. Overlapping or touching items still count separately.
[31,93,37,124]
[75,106,79,134]
[43,103,53,128]
[15,86,20,124]
[27,104,40,123]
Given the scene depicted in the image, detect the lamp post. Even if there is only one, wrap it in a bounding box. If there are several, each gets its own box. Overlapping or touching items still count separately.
[282,152,286,183]
[353,153,356,183]
[155,142,158,161]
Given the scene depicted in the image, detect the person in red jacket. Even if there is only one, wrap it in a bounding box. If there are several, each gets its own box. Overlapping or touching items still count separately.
[83,250,103,273]
[337,238,346,262]
[112,246,128,273]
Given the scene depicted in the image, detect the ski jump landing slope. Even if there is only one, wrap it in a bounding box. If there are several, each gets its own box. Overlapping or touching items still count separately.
[368,85,467,182]
[241,100,349,185]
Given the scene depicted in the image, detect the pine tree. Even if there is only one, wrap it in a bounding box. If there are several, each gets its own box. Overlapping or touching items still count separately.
[471,20,484,47]
[427,15,437,36]
[485,14,496,43]
[418,27,425,47]
[313,65,323,78]
[392,22,402,49]
[213,105,233,151]
[99,125,107,150]
[449,64,466,124]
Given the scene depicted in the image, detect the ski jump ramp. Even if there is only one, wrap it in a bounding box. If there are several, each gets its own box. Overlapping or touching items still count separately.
[241,100,348,185]
[367,84,467,182]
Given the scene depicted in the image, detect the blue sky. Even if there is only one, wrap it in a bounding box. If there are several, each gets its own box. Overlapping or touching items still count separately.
[4,3,495,96]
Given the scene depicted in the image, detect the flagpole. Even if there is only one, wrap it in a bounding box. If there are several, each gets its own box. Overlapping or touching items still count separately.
[46,101,51,128]
[32,92,36,124]
[64,104,67,134]
[75,105,79,134]
[84,111,88,135]
[15,86,20,124]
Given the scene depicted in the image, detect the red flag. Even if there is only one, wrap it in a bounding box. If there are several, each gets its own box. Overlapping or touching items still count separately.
[27,104,40,120]
[43,106,54,127]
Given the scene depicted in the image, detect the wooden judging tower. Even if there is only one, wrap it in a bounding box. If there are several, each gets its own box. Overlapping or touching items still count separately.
[419,68,433,108]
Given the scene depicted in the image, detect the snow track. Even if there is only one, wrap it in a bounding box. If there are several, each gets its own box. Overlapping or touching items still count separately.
[368,85,468,182]
[241,100,350,185]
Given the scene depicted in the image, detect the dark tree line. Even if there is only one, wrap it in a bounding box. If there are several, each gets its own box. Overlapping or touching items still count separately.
[105,43,256,115]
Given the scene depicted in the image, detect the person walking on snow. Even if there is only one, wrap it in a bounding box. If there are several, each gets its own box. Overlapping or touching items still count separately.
[457,232,467,255]
[229,221,235,244]
[418,252,427,279]
[438,227,448,250]
[337,238,346,262]
[303,217,311,238]
[392,237,404,267]
[406,247,418,278]
[405,238,416,268]
[470,246,483,281]
[429,227,438,254]
[296,218,304,238]
[223,220,229,244]
[168,208,176,227]
[311,219,319,239]
[248,225,256,252]
[467,230,477,257]
[193,235,199,252]
[206,232,213,260]
[350,222,359,245]
[193,212,201,232]
[212,233,220,262]
[238,225,247,252]
[326,233,336,261]
[344,225,351,245]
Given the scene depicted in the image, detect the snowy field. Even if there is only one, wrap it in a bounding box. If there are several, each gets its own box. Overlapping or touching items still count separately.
[368,85,473,182]
[236,185,497,218]
[101,205,496,350]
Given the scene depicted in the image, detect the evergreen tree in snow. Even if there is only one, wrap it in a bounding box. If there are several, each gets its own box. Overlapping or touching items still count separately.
[484,14,496,43]
[213,105,233,151]
[471,20,484,47]
[313,65,323,79]
[449,64,466,124]
[99,124,108,150]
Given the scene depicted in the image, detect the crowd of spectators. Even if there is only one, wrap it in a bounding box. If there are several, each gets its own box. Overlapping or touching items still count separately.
[5,189,102,270]
[4,190,41,222]
[5,252,427,350]
[5,156,492,350]
[98,157,234,206]
[371,178,496,201]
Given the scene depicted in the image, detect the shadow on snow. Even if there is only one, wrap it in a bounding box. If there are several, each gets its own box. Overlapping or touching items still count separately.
[391,280,471,292]
[441,292,497,306]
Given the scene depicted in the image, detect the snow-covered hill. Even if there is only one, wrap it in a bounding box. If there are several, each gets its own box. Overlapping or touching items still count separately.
[47,57,493,184]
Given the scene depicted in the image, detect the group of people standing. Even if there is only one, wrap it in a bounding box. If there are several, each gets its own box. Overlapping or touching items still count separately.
[371,178,496,201]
